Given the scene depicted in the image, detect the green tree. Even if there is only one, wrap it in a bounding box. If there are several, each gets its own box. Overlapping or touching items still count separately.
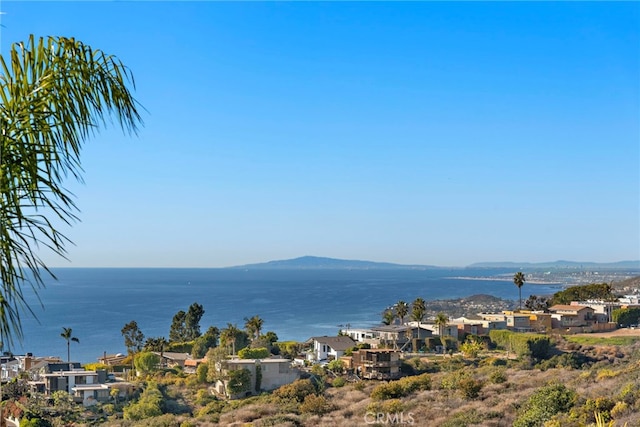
[220,323,249,355]
[514,272,526,310]
[525,295,550,311]
[411,298,426,338]
[263,331,278,344]
[60,327,79,362]
[0,35,141,343]
[612,307,640,327]
[185,302,204,340]
[134,351,160,376]
[143,336,167,353]
[169,310,187,342]
[244,315,264,341]
[191,326,219,358]
[551,283,615,306]
[396,300,408,325]
[121,320,145,356]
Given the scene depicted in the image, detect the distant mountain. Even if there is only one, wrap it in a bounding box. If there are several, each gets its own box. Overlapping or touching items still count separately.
[227,256,440,270]
[227,256,640,271]
[467,260,640,270]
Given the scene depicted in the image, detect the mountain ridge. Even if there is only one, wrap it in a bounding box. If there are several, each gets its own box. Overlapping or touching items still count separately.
[226,256,640,270]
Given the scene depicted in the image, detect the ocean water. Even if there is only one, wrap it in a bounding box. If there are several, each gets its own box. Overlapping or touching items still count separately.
[9,268,564,363]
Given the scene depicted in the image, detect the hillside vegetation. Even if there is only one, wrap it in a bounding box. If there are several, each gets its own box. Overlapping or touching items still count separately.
[83,335,640,427]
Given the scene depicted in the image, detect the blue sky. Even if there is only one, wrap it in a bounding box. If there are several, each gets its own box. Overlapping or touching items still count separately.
[1,2,638,268]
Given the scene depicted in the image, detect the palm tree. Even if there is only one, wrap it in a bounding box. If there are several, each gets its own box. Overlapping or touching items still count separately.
[411,297,426,339]
[244,315,264,341]
[435,312,449,349]
[61,327,79,362]
[0,35,141,344]
[382,310,395,325]
[220,323,241,355]
[513,272,526,310]
[396,301,408,325]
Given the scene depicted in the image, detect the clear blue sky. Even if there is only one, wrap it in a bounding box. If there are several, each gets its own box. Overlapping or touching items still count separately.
[1,2,638,268]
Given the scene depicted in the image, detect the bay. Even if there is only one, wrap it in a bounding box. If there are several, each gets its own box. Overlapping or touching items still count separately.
[10,268,564,363]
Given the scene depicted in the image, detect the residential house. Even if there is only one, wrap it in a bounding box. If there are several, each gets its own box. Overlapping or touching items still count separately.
[526,312,553,332]
[370,325,412,350]
[503,312,534,332]
[213,357,300,399]
[478,312,531,332]
[571,301,622,324]
[184,358,206,374]
[450,317,486,336]
[548,305,595,329]
[33,369,111,406]
[152,351,191,368]
[97,353,127,366]
[350,348,401,380]
[340,327,379,347]
[305,336,356,362]
[417,323,460,340]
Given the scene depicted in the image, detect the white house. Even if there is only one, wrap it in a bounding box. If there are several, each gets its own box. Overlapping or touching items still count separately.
[36,369,111,406]
[305,336,356,362]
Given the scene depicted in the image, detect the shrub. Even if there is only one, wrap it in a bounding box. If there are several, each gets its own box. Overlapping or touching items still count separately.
[610,401,630,419]
[196,400,225,417]
[123,382,164,421]
[273,379,316,403]
[327,359,344,373]
[489,330,551,360]
[238,347,270,359]
[489,368,507,384]
[196,363,208,383]
[460,336,485,358]
[458,377,483,399]
[300,394,333,415]
[513,382,576,427]
[370,374,431,400]
[332,377,346,388]
[367,398,405,414]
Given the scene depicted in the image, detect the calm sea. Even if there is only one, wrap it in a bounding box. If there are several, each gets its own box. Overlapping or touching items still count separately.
[10,268,564,363]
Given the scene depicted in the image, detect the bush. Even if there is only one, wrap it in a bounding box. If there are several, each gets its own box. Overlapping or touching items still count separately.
[299,394,333,415]
[123,382,165,421]
[332,377,346,388]
[513,382,576,427]
[238,347,270,359]
[489,330,551,360]
[489,368,507,384]
[370,374,431,400]
[458,377,483,399]
[196,400,225,417]
[273,379,316,403]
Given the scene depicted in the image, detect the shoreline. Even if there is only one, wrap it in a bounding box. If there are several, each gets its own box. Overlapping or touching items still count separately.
[447,276,564,286]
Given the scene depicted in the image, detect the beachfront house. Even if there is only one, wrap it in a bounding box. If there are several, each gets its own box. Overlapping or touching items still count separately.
[305,336,356,362]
